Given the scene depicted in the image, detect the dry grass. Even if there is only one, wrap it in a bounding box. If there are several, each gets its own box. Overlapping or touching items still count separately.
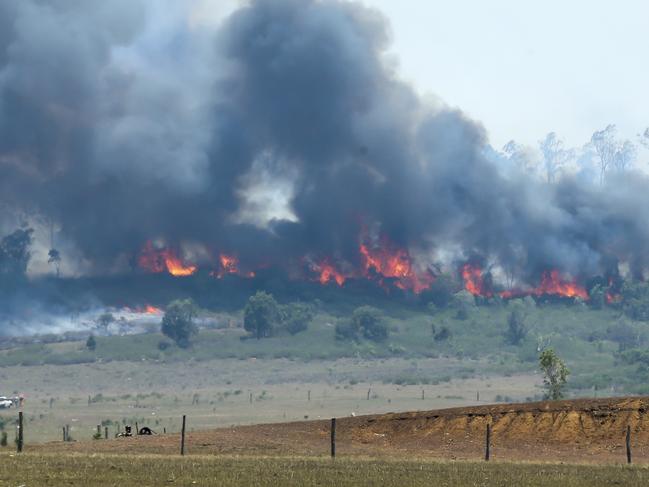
[0,453,648,487]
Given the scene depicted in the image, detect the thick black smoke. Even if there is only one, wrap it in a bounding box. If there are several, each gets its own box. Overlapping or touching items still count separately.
[1,0,648,285]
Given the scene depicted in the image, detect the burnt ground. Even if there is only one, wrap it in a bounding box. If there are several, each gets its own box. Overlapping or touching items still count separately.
[31,397,649,464]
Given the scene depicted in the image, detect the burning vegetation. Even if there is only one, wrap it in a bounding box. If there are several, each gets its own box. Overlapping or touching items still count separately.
[134,237,600,302]
[1,0,649,334]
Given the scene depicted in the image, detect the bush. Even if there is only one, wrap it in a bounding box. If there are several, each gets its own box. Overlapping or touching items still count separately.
[335,321,357,341]
[434,326,451,342]
[280,302,314,335]
[452,291,475,321]
[161,299,198,348]
[336,306,388,343]
[86,335,96,351]
[422,274,457,308]
[622,281,649,321]
[244,292,280,339]
[157,340,172,351]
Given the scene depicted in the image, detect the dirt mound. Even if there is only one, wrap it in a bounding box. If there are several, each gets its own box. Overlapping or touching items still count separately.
[356,396,647,445]
[35,396,649,464]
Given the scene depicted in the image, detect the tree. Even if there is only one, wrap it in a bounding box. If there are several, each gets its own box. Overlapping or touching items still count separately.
[161,299,198,348]
[614,140,636,172]
[539,132,574,183]
[335,306,388,343]
[539,349,569,400]
[47,248,61,277]
[590,125,637,184]
[621,281,649,321]
[502,140,536,174]
[97,313,115,334]
[591,125,617,184]
[352,306,388,342]
[640,128,649,149]
[505,303,527,345]
[244,291,280,339]
[0,227,34,281]
[86,335,96,351]
[589,284,606,310]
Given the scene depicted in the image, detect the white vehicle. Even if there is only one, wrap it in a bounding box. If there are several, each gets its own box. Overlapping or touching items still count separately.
[0,397,14,409]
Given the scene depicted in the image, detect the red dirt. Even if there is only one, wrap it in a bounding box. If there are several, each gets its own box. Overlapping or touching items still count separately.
[32,396,649,464]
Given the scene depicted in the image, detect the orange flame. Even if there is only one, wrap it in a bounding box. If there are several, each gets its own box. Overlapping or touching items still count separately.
[144,305,163,314]
[533,270,588,300]
[500,270,589,300]
[315,259,346,286]
[138,242,197,277]
[461,264,492,297]
[359,242,433,293]
[213,254,255,279]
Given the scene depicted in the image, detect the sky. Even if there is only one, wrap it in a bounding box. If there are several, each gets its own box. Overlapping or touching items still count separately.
[196,0,649,149]
[362,0,648,149]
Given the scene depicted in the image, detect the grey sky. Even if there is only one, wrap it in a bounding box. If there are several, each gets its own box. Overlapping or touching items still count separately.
[363,0,648,148]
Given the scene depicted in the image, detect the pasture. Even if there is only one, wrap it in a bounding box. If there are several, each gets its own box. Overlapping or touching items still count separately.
[1,453,648,486]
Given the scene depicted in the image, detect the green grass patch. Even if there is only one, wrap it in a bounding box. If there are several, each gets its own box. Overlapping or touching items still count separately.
[1,453,648,487]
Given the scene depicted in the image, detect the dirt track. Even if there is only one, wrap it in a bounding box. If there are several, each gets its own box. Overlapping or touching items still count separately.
[33,396,649,464]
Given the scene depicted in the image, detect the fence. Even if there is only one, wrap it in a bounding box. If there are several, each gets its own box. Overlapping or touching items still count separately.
[7,412,637,464]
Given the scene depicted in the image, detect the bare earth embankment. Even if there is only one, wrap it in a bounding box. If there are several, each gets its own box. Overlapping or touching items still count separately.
[32,396,649,464]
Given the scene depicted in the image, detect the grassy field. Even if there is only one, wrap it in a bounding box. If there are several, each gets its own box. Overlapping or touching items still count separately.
[1,453,648,486]
[0,357,538,443]
[0,302,640,392]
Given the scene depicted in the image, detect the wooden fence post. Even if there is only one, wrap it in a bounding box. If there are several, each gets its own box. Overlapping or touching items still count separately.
[308,390,311,402]
[485,423,491,461]
[330,418,336,458]
[180,415,187,456]
[626,425,632,464]
[62,426,66,442]
[17,411,23,453]
[65,424,70,442]
[104,427,108,439]
[96,425,101,437]
[135,422,139,435]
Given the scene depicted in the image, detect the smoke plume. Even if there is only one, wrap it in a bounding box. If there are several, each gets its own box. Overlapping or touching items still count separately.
[1,0,648,291]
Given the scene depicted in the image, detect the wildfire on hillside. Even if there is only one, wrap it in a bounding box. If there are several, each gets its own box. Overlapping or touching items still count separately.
[138,242,197,277]
[359,242,433,294]
[461,264,493,298]
[460,266,590,301]
[137,238,602,302]
[212,254,255,279]
[313,259,347,286]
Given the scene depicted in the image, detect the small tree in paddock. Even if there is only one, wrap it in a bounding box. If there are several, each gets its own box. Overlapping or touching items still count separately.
[504,304,528,345]
[97,313,115,334]
[539,349,570,400]
[161,299,198,348]
[86,334,97,351]
[244,291,280,339]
